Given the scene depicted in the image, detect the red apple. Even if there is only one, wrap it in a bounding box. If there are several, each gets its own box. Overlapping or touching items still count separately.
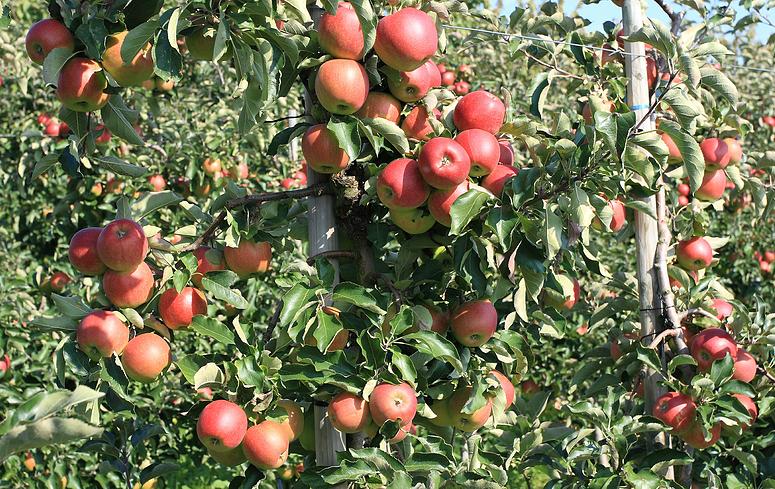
[97,219,149,272]
[454,129,500,177]
[374,8,438,72]
[661,132,682,162]
[203,158,222,175]
[490,370,515,408]
[0,355,9,380]
[401,106,436,141]
[447,386,492,432]
[733,349,756,383]
[275,400,304,442]
[101,31,154,87]
[498,139,514,165]
[609,199,627,232]
[95,124,111,144]
[732,393,757,429]
[680,420,721,449]
[121,333,170,382]
[453,90,505,134]
[368,382,417,425]
[103,262,155,308]
[45,120,61,137]
[695,169,726,202]
[389,207,436,234]
[242,421,290,469]
[700,138,730,170]
[453,81,471,95]
[148,174,166,191]
[653,391,696,431]
[450,299,497,347]
[676,236,713,271]
[482,164,519,196]
[710,298,733,321]
[724,138,742,164]
[224,240,272,277]
[417,137,471,189]
[38,113,52,126]
[76,310,130,359]
[521,380,539,395]
[69,227,106,275]
[193,247,226,287]
[301,124,350,174]
[428,180,470,227]
[328,392,372,433]
[690,328,738,372]
[377,158,430,209]
[197,400,248,452]
[766,251,775,263]
[318,2,365,60]
[678,195,689,206]
[355,92,402,124]
[56,58,110,112]
[315,59,369,115]
[441,71,455,86]
[436,63,447,73]
[158,287,207,329]
[388,60,437,103]
[677,183,690,196]
[25,19,74,64]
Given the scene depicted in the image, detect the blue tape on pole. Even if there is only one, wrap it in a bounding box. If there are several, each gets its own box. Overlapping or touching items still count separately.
[630,104,650,111]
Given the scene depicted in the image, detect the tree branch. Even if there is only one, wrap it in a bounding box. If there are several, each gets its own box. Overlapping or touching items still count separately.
[653,0,683,34]
[306,250,357,266]
[262,299,283,345]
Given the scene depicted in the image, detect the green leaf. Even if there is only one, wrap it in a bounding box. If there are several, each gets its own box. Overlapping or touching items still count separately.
[121,20,158,63]
[710,353,734,385]
[31,315,78,331]
[31,152,61,180]
[626,20,676,58]
[529,71,551,119]
[332,282,385,314]
[42,47,74,86]
[543,203,563,259]
[201,276,249,309]
[327,118,361,160]
[176,354,207,385]
[279,284,317,328]
[131,191,182,218]
[658,120,704,191]
[450,188,490,235]
[101,96,143,145]
[0,417,102,463]
[390,350,417,386]
[140,462,179,484]
[51,294,92,319]
[401,331,463,372]
[700,66,738,108]
[190,316,235,346]
[362,117,410,154]
[92,155,147,178]
[350,0,377,54]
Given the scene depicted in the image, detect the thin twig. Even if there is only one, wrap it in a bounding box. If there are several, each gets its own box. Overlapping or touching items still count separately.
[758,366,775,384]
[678,308,718,322]
[648,328,678,349]
[306,250,357,266]
[262,299,283,345]
[264,114,306,124]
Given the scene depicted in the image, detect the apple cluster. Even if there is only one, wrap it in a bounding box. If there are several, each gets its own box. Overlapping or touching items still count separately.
[753,250,774,274]
[280,161,308,190]
[436,62,472,95]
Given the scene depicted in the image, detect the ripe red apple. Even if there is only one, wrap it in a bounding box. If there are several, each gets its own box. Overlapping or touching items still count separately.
[695,169,726,202]
[678,195,689,206]
[155,78,174,91]
[56,58,110,112]
[328,392,372,433]
[368,382,418,425]
[148,174,166,191]
[101,31,154,87]
[679,420,721,449]
[242,421,290,469]
[301,124,350,174]
[724,138,742,164]
[197,400,248,452]
[76,310,130,359]
[69,227,107,275]
[448,386,492,432]
[25,19,74,64]
[700,138,730,170]
[121,333,170,382]
[377,158,430,209]
[95,124,111,144]
[0,355,10,380]
[498,139,514,165]
[441,71,455,86]
[544,277,580,310]
[318,2,365,60]
[97,219,149,272]
[710,298,733,321]
[428,180,470,227]
[732,393,757,429]
[45,120,61,137]
[765,251,775,263]
[454,129,500,177]
[761,260,772,273]
[453,81,471,95]
[315,59,369,115]
[355,92,402,124]
[103,262,155,308]
[436,63,447,73]
[388,60,437,102]
[676,236,713,271]
[386,422,412,444]
[280,178,298,189]
[490,370,515,408]
[482,165,519,196]
[661,132,682,162]
[450,299,497,347]
[203,158,222,175]
[304,328,349,352]
[652,391,696,431]
[677,183,690,196]
[690,328,738,372]
[193,247,226,287]
[224,240,272,277]
[401,106,436,141]
[38,113,52,126]
[733,349,756,383]
[159,287,207,329]
[593,198,627,232]
[521,380,539,394]
[429,307,449,334]
[275,400,304,441]
[389,207,436,234]
[417,137,471,189]
[374,8,438,72]
[453,90,505,134]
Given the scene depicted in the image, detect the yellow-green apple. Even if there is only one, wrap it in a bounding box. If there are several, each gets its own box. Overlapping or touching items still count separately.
[453,81,470,95]
[455,129,500,176]
[450,299,497,347]
[328,392,372,433]
[69,227,106,275]
[700,138,730,170]
[121,333,171,382]
[97,219,149,272]
[676,236,713,270]
[368,382,417,425]
[186,27,231,61]
[101,31,154,86]
[482,164,519,196]
[377,158,430,209]
[192,247,226,287]
[76,310,129,359]
[453,90,505,134]
[427,397,454,426]
[301,124,350,173]
[710,298,733,321]
[374,8,438,72]
[208,446,246,467]
[25,19,74,64]
[428,180,470,227]
[224,240,272,277]
[448,386,492,432]
[56,58,110,112]
[401,106,437,141]
[315,59,369,115]
[148,174,166,191]
[388,60,437,102]
[490,370,515,408]
[679,420,721,449]
[389,207,435,234]
[242,420,289,469]
[652,391,696,431]
[318,2,364,59]
[695,169,726,202]
[355,92,402,123]
[418,137,471,189]
[276,400,304,441]
[732,393,757,429]
[733,349,756,383]
[441,71,455,86]
[724,138,742,164]
[103,262,155,308]
[158,287,207,329]
[197,400,248,452]
[690,328,737,372]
